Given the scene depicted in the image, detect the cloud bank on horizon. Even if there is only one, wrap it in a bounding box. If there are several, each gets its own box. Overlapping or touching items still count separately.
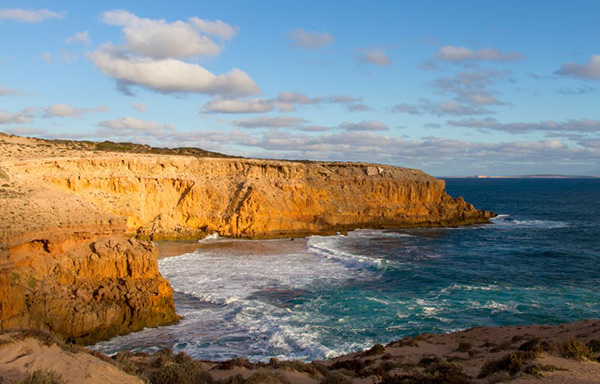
[0,1,599,176]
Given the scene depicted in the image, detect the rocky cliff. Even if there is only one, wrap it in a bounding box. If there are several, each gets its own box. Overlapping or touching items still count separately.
[0,133,493,344]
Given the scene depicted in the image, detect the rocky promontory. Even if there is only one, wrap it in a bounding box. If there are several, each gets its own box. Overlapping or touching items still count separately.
[0,133,494,343]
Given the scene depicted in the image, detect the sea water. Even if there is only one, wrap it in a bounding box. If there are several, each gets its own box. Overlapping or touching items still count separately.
[93,178,600,361]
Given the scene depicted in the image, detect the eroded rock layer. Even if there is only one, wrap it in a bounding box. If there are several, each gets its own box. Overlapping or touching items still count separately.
[0,134,493,343]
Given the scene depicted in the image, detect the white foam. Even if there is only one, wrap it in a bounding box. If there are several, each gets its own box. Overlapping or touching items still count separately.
[440,284,500,293]
[198,232,222,242]
[307,235,385,270]
[491,214,569,229]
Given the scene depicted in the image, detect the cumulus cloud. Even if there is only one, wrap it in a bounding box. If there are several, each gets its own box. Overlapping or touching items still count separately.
[88,10,256,96]
[436,45,524,62]
[433,69,507,106]
[98,116,175,137]
[0,110,34,125]
[286,29,334,49]
[189,17,238,40]
[45,104,108,117]
[339,121,388,131]
[202,92,366,114]
[203,98,274,114]
[346,103,371,112]
[87,50,260,96]
[100,10,232,59]
[231,116,308,128]
[448,117,600,135]
[392,69,508,117]
[355,47,391,66]
[391,99,491,116]
[0,8,65,23]
[555,55,600,80]
[65,31,91,45]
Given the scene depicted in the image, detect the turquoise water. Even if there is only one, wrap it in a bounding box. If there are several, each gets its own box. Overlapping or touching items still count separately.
[93,179,600,361]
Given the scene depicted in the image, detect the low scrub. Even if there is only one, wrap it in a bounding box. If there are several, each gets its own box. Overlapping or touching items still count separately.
[17,370,65,384]
[379,362,471,384]
[151,361,214,384]
[562,339,591,361]
[478,351,538,378]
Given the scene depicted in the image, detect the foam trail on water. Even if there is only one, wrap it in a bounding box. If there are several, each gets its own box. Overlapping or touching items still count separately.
[491,214,569,229]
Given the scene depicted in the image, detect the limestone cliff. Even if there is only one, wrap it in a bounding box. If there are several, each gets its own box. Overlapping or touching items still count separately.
[6,157,493,240]
[0,133,493,344]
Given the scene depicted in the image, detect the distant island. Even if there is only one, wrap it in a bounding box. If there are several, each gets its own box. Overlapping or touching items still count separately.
[447,174,599,179]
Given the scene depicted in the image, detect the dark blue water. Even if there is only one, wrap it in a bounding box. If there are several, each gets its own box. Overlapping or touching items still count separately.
[94,179,600,361]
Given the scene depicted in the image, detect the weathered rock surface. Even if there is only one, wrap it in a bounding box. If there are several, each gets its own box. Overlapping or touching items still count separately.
[0,133,493,344]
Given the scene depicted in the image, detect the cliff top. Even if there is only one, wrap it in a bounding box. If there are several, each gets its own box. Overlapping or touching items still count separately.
[0,131,233,161]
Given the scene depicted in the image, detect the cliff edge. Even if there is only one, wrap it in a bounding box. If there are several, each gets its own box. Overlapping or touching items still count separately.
[0,133,494,343]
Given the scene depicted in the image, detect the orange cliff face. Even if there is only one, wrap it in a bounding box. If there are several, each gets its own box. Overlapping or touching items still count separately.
[0,134,494,343]
[10,157,494,240]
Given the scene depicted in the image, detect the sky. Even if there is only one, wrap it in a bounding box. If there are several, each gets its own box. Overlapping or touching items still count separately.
[1,1,599,176]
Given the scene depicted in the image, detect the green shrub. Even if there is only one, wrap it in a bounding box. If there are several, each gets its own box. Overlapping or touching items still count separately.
[151,361,214,384]
[319,373,353,384]
[17,370,65,384]
[519,339,550,353]
[562,340,591,361]
[246,370,290,384]
[218,374,247,384]
[363,343,386,356]
[330,358,367,375]
[174,351,194,364]
[378,362,471,384]
[478,351,538,378]
[457,342,472,353]
[266,359,326,377]
[217,357,254,370]
[587,339,600,353]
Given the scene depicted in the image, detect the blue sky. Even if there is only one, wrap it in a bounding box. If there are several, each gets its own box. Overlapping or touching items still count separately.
[1,1,599,176]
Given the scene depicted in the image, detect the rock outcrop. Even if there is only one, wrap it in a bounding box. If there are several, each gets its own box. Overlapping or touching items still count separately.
[0,133,493,344]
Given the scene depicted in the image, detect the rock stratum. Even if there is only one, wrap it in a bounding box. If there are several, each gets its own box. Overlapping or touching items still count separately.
[0,133,494,344]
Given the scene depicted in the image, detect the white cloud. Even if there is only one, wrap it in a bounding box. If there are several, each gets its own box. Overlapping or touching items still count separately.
[391,99,491,116]
[356,47,391,66]
[87,50,260,96]
[3,126,46,135]
[202,92,366,114]
[100,10,227,59]
[436,45,524,62]
[0,108,37,124]
[98,116,175,137]
[339,121,388,131]
[347,103,371,112]
[556,55,600,80]
[0,8,65,23]
[0,87,27,96]
[45,104,108,117]
[89,11,256,97]
[203,98,274,114]
[189,17,238,40]
[133,102,147,113]
[286,29,334,49]
[448,117,600,135]
[66,31,91,45]
[231,116,308,128]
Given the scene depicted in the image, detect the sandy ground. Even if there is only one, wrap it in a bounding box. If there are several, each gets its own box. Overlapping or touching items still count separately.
[0,333,143,384]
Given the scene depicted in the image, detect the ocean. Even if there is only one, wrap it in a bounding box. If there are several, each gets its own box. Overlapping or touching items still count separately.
[92,178,600,362]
